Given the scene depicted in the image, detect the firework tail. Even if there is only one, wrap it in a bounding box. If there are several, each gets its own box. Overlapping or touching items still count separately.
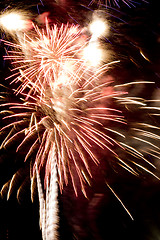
[36,143,59,240]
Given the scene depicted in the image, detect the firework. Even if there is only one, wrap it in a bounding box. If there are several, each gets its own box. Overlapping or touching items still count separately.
[0,5,160,239]
[0,19,125,239]
[1,20,124,195]
[88,0,148,7]
[1,22,159,191]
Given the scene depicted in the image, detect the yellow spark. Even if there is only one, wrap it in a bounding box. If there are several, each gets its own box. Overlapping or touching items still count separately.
[136,123,160,130]
[140,49,150,62]
[106,183,134,220]
[81,170,91,186]
[132,128,160,141]
[132,136,160,150]
[142,150,160,161]
[104,127,126,138]
[131,162,160,180]
[115,97,146,106]
[115,81,154,88]
[116,157,139,176]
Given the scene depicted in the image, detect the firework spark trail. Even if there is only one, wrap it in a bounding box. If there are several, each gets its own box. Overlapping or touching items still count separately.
[36,143,59,240]
[88,0,148,7]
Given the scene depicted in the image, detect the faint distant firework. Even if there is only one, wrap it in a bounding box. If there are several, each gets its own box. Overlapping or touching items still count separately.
[88,0,148,7]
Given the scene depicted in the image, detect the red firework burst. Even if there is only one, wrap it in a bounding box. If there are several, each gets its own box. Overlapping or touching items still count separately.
[1,17,160,197]
[1,21,127,196]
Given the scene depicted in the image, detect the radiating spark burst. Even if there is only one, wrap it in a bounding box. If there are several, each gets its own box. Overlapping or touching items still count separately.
[0,22,126,239]
[1,22,126,196]
[88,0,148,7]
[0,19,160,239]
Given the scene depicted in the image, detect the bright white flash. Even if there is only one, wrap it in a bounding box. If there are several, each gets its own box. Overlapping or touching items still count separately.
[83,17,109,67]
[89,18,108,40]
[0,12,29,31]
[83,42,103,67]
